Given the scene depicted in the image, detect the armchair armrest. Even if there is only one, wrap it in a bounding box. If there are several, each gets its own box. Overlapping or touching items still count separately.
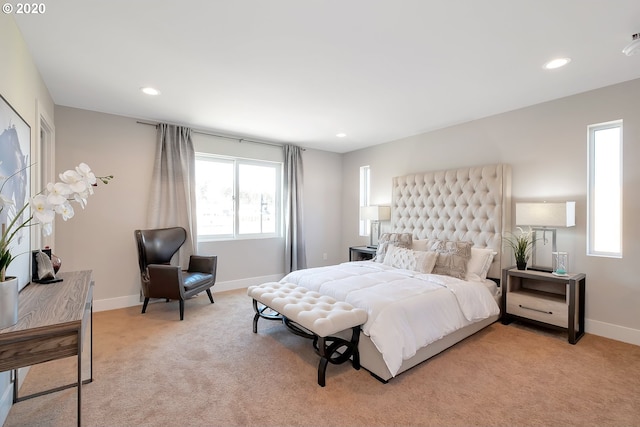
[188,255,218,275]
[147,264,184,300]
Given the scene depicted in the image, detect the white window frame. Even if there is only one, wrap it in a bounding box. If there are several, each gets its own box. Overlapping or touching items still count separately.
[587,120,623,258]
[359,165,371,236]
[196,153,282,241]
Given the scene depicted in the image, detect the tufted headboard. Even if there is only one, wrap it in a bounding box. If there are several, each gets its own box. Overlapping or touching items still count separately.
[390,164,511,280]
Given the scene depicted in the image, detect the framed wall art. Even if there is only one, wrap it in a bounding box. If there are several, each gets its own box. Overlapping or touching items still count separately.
[1,94,31,290]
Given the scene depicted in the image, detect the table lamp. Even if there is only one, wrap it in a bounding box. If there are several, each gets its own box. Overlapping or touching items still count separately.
[515,201,575,272]
[360,205,391,248]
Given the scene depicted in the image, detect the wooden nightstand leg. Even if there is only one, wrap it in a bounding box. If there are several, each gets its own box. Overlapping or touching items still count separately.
[568,280,577,344]
[568,278,586,344]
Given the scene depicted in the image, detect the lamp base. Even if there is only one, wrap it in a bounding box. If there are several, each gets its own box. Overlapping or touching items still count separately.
[369,220,381,247]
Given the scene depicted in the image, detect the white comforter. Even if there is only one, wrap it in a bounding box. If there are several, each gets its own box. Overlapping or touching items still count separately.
[281,261,500,377]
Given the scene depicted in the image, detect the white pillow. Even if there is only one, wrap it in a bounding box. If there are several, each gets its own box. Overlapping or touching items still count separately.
[375,233,412,263]
[465,247,497,282]
[383,245,438,274]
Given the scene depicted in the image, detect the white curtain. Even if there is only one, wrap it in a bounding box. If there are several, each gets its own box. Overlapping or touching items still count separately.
[283,144,307,272]
[147,123,197,267]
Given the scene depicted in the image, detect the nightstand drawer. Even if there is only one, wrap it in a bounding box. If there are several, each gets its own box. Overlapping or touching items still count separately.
[507,292,568,328]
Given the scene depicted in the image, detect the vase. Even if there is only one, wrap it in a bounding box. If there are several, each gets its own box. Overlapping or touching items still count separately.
[516,261,527,270]
[51,252,62,273]
[0,276,18,329]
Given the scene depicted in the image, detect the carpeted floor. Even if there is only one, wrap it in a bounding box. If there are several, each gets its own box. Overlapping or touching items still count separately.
[4,288,640,427]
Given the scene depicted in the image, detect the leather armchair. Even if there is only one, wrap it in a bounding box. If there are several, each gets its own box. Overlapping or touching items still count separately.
[135,227,217,320]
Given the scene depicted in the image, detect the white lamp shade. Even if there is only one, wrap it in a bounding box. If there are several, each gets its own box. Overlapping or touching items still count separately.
[515,202,575,227]
[360,205,391,221]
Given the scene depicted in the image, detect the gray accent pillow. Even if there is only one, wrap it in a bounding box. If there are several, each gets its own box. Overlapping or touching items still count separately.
[431,240,472,279]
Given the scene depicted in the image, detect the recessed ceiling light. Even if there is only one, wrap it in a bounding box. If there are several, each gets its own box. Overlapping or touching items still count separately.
[141,87,161,96]
[543,58,571,70]
[336,133,347,138]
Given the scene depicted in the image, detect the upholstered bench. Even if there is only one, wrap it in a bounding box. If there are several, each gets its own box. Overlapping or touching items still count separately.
[247,282,368,387]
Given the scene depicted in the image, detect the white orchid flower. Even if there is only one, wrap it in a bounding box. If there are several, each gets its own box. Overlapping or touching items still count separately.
[72,189,90,209]
[59,169,88,194]
[2,162,112,282]
[31,194,56,224]
[41,221,53,236]
[55,201,75,221]
[46,181,72,205]
[73,195,87,209]
[76,163,97,186]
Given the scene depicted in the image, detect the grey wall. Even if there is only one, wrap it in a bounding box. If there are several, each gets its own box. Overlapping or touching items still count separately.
[54,107,157,308]
[53,106,344,309]
[342,78,640,345]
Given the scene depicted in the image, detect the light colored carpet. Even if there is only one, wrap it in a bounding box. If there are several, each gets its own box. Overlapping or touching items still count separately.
[4,288,640,427]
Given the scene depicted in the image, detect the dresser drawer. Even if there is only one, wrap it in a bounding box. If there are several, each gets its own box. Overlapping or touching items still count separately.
[507,291,568,328]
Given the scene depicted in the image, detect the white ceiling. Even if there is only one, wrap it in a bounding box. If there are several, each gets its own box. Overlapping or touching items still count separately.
[14,0,640,153]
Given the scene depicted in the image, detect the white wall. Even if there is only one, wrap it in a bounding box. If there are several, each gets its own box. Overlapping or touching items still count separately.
[0,13,55,426]
[53,107,344,309]
[301,149,344,265]
[342,78,640,345]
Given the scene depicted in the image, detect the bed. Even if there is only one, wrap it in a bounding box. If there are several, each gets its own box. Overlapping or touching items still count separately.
[281,164,512,382]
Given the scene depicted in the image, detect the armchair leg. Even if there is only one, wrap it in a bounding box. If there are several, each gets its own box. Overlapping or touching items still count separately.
[142,298,149,314]
[179,300,184,321]
[206,289,214,304]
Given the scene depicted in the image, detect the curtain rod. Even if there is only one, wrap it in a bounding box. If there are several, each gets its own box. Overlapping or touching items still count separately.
[136,120,303,150]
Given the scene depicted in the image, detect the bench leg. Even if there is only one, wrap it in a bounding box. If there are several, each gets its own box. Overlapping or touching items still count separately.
[252,299,283,333]
[318,336,329,387]
[350,326,361,370]
[250,298,362,387]
[315,326,361,387]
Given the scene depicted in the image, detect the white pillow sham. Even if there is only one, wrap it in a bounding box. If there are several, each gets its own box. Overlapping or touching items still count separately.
[375,233,412,263]
[465,247,497,282]
[383,245,438,274]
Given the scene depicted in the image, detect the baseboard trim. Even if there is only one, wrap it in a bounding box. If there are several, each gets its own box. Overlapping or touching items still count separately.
[93,274,284,312]
[93,278,640,348]
[586,319,640,346]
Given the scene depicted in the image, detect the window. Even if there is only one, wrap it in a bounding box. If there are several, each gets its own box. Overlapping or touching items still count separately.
[196,154,282,240]
[359,165,371,236]
[587,120,622,257]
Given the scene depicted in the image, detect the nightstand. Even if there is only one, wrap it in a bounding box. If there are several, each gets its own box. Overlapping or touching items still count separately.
[501,267,586,344]
[349,246,377,261]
